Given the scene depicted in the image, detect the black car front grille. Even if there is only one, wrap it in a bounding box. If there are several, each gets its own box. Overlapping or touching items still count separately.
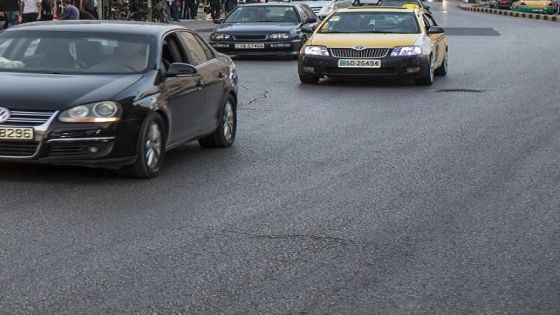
[233,35,267,41]
[0,141,39,157]
[330,48,390,58]
[0,110,55,127]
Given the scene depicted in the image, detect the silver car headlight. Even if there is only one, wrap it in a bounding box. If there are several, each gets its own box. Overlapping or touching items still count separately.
[59,101,121,123]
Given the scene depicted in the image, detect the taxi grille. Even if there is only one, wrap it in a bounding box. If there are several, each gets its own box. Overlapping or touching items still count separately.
[0,141,39,157]
[0,110,55,127]
[330,48,390,58]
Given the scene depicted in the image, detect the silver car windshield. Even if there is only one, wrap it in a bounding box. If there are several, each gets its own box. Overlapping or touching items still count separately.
[0,31,154,75]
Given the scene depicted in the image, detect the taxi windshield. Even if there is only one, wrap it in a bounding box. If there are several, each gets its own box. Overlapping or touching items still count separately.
[318,12,420,34]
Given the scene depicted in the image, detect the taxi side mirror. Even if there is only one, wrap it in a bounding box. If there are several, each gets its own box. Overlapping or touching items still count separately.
[428,26,445,34]
[302,23,317,33]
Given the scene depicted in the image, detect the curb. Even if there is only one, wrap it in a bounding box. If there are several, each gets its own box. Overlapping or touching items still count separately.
[458,4,560,22]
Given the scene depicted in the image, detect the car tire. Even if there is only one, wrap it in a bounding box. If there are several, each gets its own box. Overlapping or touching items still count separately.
[435,49,448,76]
[299,74,320,84]
[415,56,434,86]
[120,112,166,178]
[199,95,237,148]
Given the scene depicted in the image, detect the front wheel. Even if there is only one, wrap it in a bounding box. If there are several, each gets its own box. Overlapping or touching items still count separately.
[435,50,448,76]
[415,56,434,86]
[199,95,237,148]
[120,112,166,178]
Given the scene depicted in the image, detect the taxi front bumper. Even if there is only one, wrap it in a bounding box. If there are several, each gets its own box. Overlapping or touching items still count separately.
[298,54,431,79]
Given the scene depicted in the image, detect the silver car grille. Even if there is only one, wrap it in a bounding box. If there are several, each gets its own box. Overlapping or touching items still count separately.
[0,110,56,127]
[330,48,390,58]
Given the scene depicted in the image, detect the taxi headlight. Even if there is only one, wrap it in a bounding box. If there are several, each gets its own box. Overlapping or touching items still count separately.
[390,46,423,57]
[59,102,121,123]
[269,33,290,40]
[304,45,329,56]
[211,33,232,41]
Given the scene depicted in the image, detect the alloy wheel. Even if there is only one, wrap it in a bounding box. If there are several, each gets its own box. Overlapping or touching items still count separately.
[145,122,162,170]
[223,101,235,142]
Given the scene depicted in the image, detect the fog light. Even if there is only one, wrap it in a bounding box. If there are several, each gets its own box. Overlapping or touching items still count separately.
[407,67,421,73]
[303,66,315,73]
[88,146,99,153]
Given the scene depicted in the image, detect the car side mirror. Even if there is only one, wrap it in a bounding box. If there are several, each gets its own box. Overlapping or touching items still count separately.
[424,5,430,9]
[305,17,317,24]
[301,23,317,33]
[213,18,225,24]
[166,63,197,77]
[428,26,444,34]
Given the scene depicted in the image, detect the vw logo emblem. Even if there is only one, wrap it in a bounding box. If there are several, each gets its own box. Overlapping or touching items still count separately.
[0,107,11,124]
[353,46,366,51]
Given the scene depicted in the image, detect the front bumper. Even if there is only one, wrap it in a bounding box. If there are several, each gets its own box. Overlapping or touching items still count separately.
[298,53,430,79]
[210,39,303,56]
[0,111,141,168]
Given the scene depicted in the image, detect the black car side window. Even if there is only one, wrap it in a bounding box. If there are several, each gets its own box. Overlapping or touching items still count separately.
[177,32,209,66]
[162,33,188,70]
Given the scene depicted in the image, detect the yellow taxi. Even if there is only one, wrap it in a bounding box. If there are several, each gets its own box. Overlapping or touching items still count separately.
[297,7,448,85]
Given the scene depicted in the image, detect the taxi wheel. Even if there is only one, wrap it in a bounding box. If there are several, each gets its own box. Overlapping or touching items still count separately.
[435,50,448,76]
[299,74,320,84]
[415,56,434,86]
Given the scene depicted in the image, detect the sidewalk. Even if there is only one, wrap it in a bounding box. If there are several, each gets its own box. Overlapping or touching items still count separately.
[173,19,217,32]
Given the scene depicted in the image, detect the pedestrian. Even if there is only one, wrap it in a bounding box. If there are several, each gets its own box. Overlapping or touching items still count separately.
[58,0,79,19]
[40,0,54,20]
[209,0,220,19]
[21,0,41,23]
[83,0,97,19]
[172,0,181,21]
[224,0,236,13]
[0,0,21,28]
[185,0,197,19]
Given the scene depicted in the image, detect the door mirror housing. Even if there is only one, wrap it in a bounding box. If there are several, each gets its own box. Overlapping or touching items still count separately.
[166,63,197,77]
[428,26,445,34]
[424,5,431,9]
[304,17,317,24]
[301,23,317,33]
[213,18,225,24]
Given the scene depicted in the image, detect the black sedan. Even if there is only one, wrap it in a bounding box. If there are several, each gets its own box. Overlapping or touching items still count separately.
[209,3,318,58]
[0,21,238,178]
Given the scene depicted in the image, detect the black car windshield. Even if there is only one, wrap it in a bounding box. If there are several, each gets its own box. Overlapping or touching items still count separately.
[225,6,300,23]
[318,12,420,34]
[0,31,155,75]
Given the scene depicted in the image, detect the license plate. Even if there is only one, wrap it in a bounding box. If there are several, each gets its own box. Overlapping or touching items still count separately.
[532,9,544,12]
[0,127,34,141]
[234,43,265,49]
[338,59,381,68]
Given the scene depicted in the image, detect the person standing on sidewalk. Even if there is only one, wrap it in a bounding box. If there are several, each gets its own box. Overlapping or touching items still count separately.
[224,0,236,13]
[1,0,21,28]
[83,0,97,19]
[209,0,220,19]
[171,0,181,21]
[40,0,54,20]
[185,0,196,19]
[21,0,41,23]
[58,0,79,19]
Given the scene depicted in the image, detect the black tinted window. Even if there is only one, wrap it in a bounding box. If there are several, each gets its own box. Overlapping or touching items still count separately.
[178,32,209,66]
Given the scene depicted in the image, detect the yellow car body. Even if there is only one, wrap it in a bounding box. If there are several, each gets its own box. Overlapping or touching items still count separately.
[298,7,448,85]
[511,0,556,14]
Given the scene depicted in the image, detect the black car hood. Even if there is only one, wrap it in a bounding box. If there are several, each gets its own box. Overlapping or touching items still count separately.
[0,72,144,111]
[217,22,299,34]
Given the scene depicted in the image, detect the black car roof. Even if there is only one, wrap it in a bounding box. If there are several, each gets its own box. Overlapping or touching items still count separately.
[5,21,186,36]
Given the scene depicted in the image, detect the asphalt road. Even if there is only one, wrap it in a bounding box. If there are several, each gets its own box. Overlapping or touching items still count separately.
[2,2,560,313]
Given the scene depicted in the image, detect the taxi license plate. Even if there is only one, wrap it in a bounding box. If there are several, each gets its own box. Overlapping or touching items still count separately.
[234,43,265,49]
[0,127,34,141]
[338,59,381,68]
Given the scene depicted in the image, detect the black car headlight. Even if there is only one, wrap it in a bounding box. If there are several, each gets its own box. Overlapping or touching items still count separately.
[59,102,121,123]
[268,33,290,40]
[211,33,232,41]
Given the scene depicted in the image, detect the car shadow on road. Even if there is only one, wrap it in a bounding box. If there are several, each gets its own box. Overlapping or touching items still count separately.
[231,56,297,62]
[317,77,417,87]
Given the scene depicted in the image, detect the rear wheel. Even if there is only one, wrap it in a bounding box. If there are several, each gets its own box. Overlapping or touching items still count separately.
[199,95,237,148]
[435,50,448,76]
[415,56,434,86]
[120,112,165,178]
